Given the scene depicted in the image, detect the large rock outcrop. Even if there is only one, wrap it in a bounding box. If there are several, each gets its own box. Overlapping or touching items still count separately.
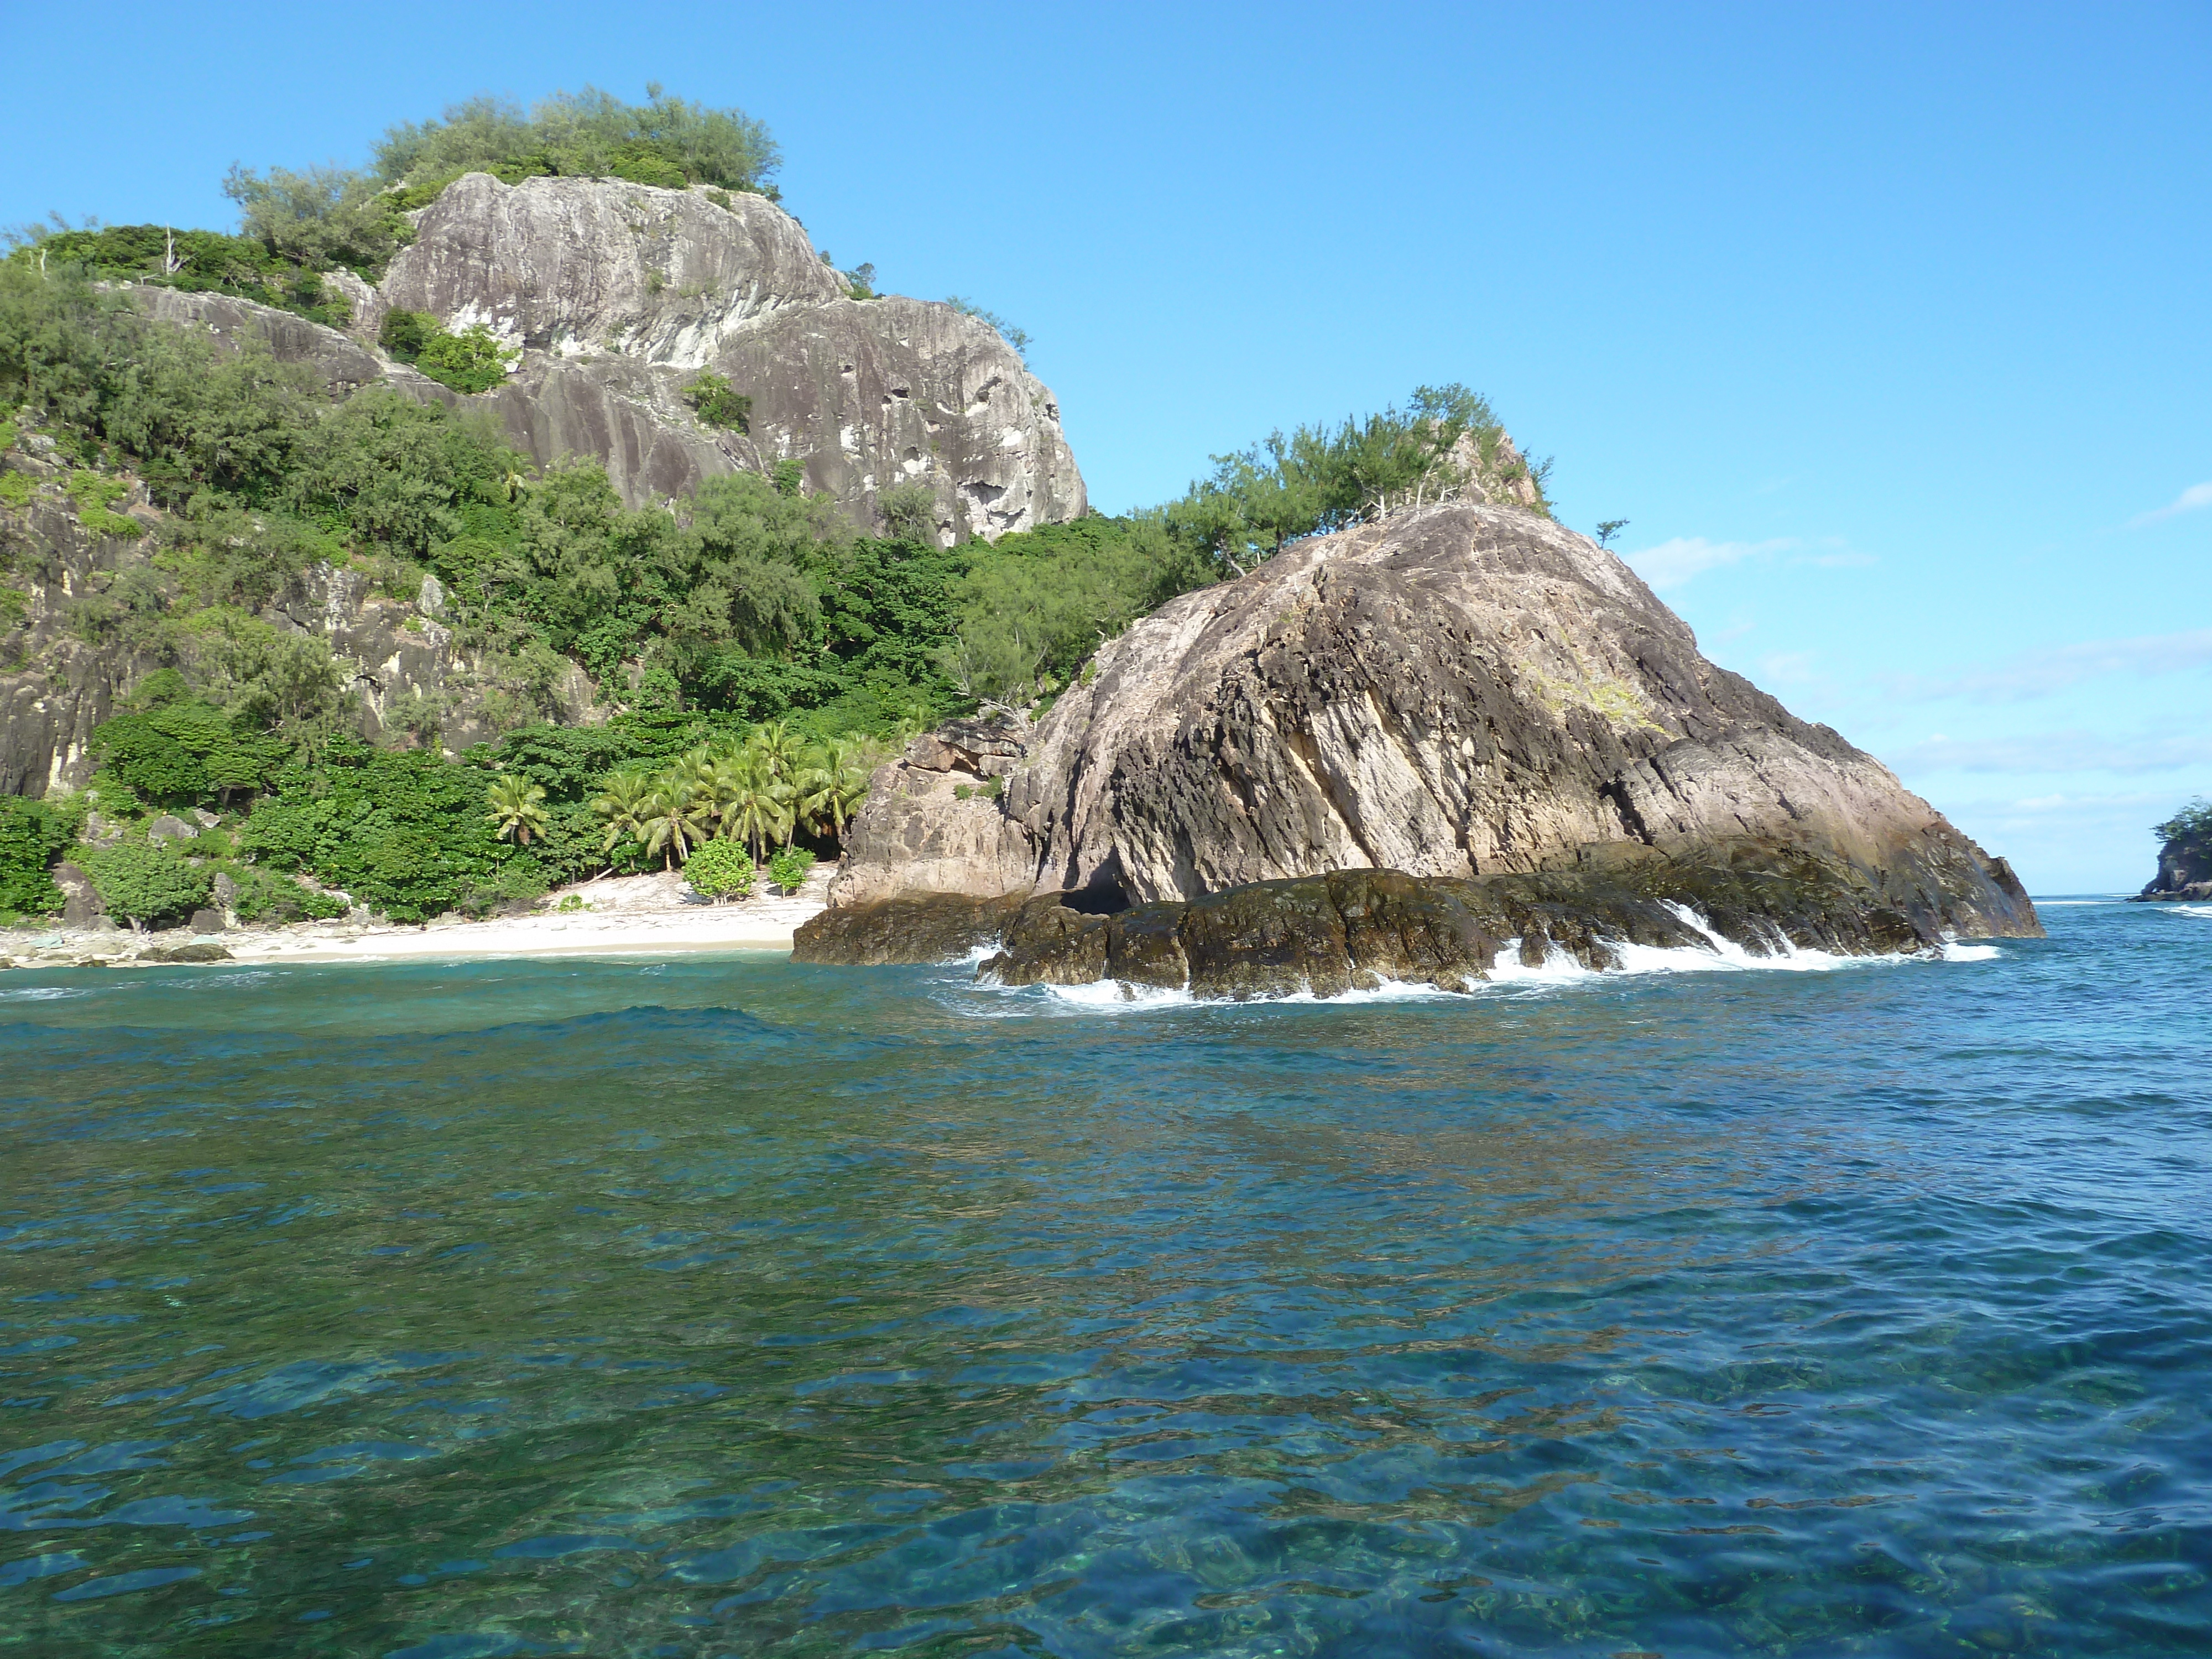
[138,175,1086,541]
[2133,827,2211,901]
[797,501,2041,985]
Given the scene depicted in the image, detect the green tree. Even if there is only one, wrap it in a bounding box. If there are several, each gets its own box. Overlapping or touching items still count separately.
[372,86,780,196]
[638,782,710,870]
[487,774,550,845]
[591,769,660,864]
[84,840,213,928]
[0,796,81,918]
[683,372,751,432]
[89,698,291,808]
[221,163,399,273]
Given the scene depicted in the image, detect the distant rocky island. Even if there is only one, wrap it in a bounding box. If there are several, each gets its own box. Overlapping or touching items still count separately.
[2134,800,2211,901]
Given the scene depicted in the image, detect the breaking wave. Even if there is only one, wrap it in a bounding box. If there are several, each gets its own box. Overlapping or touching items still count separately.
[965,902,2001,1011]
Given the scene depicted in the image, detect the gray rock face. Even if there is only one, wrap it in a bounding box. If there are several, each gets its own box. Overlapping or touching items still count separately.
[0,466,599,794]
[380,175,842,363]
[810,502,2041,969]
[134,175,1087,539]
[53,863,106,930]
[2133,832,2212,901]
[0,486,159,796]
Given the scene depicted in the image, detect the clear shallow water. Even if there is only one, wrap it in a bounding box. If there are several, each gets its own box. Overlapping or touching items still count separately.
[1,903,2207,1657]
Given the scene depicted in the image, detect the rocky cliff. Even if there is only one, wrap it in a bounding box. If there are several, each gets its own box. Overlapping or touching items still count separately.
[799,501,2041,984]
[2133,829,2211,901]
[146,174,1085,541]
[0,455,598,795]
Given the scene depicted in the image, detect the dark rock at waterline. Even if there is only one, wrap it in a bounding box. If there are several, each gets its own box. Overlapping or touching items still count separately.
[794,892,1026,966]
[140,941,232,964]
[801,846,1973,997]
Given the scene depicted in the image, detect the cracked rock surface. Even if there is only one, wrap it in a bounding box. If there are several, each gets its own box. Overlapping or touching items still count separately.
[801,501,2041,972]
[135,174,1086,540]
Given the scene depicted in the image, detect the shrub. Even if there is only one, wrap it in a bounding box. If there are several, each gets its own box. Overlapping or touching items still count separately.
[0,796,80,917]
[66,471,140,538]
[683,372,750,432]
[766,844,815,894]
[84,840,212,927]
[377,308,436,362]
[225,863,347,924]
[685,838,754,901]
[415,324,518,394]
[373,86,780,196]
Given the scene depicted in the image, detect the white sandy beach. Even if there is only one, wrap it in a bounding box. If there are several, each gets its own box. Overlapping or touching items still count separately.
[2,869,830,971]
[226,868,830,964]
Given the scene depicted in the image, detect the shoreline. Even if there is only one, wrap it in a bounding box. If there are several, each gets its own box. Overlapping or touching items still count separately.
[1,869,829,972]
[222,901,822,964]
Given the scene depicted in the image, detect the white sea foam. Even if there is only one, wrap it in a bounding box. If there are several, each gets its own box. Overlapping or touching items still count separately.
[961,900,2000,1013]
[2169,905,2212,921]
[0,985,91,1001]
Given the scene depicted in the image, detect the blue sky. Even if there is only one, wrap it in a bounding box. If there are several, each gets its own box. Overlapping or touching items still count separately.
[7,1,2205,893]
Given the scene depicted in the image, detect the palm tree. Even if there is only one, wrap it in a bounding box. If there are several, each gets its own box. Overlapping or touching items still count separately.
[724,750,794,867]
[486,774,549,846]
[748,719,807,785]
[638,782,711,872]
[698,755,751,842]
[591,770,660,864]
[794,737,876,841]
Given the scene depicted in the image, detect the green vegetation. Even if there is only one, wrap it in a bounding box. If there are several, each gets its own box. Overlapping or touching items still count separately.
[1165,384,1549,576]
[374,84,779,200]
[1595,518,1629,547]
[2153,798,2212,843]
[487,774,550,845]
[375,310,518,392]
[82,838,212,927]
[767,844,816,894]
[683,839,753,901]
[0,796,81,919]
[684,372,751,432]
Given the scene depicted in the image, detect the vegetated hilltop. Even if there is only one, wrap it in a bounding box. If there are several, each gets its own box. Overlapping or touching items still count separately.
[2135,799,2212,901]
[0,83,1556,932]
[799,501,2041,984]
[30,85,1081,544]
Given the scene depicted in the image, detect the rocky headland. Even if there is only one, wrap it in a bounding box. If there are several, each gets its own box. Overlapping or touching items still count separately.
[797,500,2042,992]
[2132,807,2211,901]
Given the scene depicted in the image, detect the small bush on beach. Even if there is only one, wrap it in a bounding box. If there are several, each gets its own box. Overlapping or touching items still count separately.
[685,838,754,901]
[766,844,815,894]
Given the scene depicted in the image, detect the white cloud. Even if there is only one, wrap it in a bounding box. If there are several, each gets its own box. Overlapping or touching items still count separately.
[1889,729,2212,774]
[2130,481,2212,527]
[1623,536,1793,591]
[1882,628,2212,702]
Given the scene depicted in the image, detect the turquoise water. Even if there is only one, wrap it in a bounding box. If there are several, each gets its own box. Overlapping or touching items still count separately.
[1,902,2207,1657]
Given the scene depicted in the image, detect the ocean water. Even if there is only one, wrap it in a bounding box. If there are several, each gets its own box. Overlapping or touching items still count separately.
[1,902,2206,1658]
